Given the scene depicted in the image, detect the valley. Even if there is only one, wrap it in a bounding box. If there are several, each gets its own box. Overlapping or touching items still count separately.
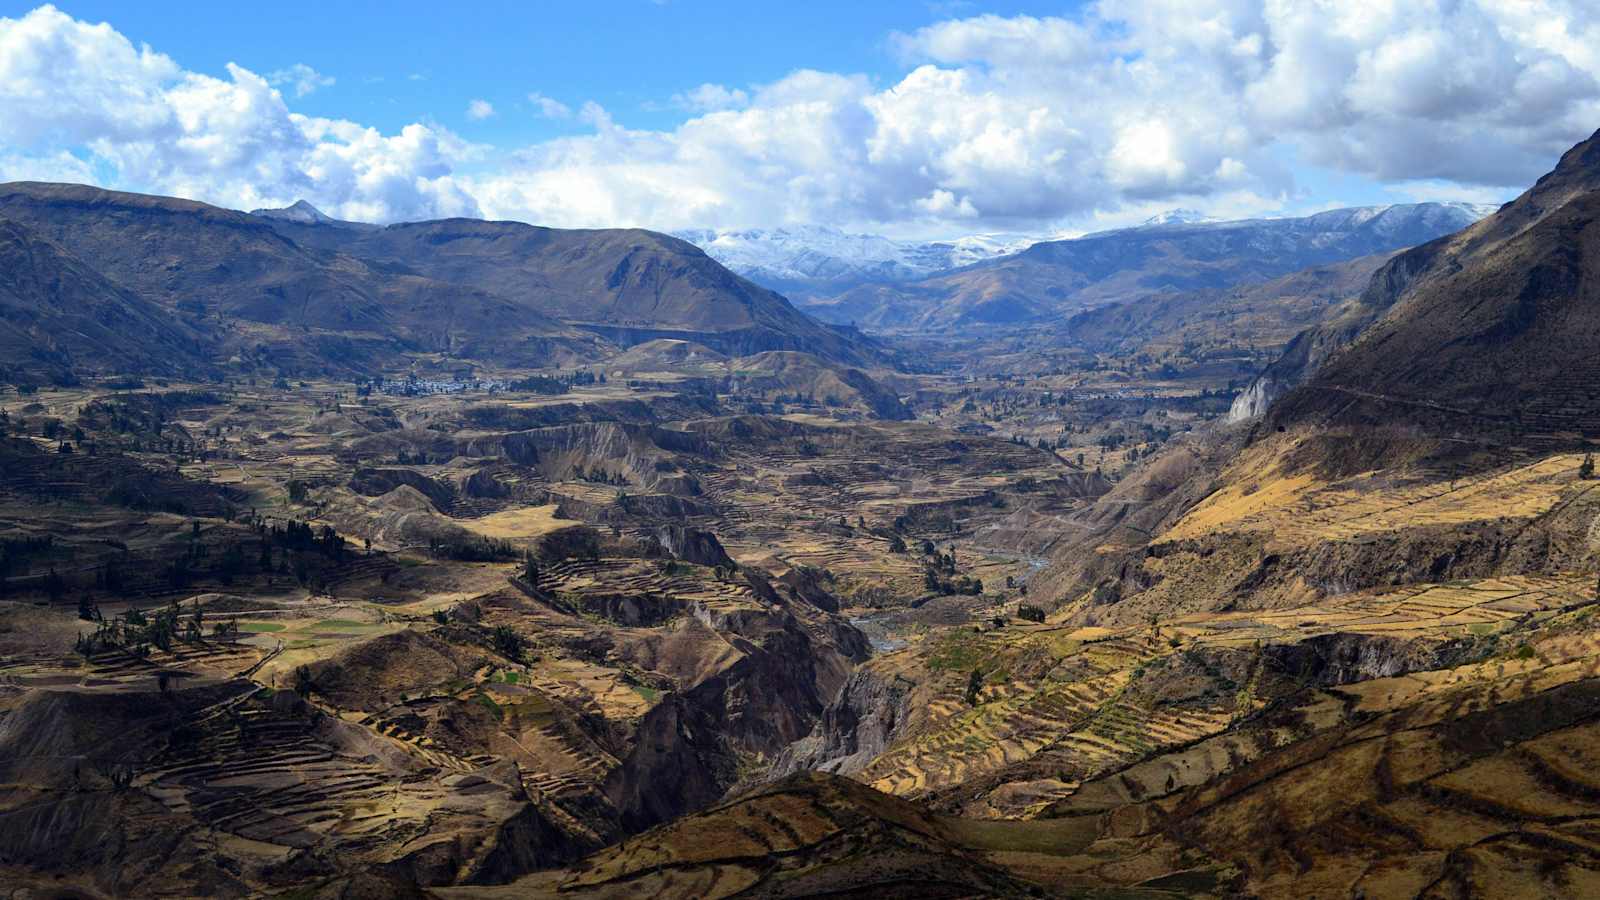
[5,130,1600,900]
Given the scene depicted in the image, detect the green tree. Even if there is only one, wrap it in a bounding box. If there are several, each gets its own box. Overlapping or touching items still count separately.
[491,625,527,662]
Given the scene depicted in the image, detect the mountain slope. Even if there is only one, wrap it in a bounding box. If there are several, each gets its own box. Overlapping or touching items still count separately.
[1256,129,1600,447]
[443,771,1038,899]
[0,217,211,385]
[0,182,601,372]
[811,203,1493,333]
[728,351,913,420]
[259,215,883,365]
[1061,252,1391,360]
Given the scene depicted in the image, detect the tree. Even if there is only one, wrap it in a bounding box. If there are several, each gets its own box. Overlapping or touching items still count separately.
[1017,604,1046,623]
[1582,454,1596,480]
[492,625,527,662]
[185,601,204,643]
[291,665,317,697]
[964,669,984,706]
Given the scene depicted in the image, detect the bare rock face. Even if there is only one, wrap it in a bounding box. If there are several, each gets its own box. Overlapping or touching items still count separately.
[605,605,868,833]
[768,661,917,780]
[654,524,735,570]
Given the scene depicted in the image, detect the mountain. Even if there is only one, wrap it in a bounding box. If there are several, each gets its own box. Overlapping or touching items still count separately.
[1136,208,1218,227]
[248,199,378,230]
[0,182,879,378]
[675,224,1036,300]
[1063,252,1392,360]
[1254,129,1600,450]
[256,214,882,366]
[807,202,1496,333]
[727,351,912,420]
[0,182,596,375]
[0,218,212,385]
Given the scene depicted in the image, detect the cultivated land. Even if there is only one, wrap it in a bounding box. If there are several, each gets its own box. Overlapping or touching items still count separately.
[9,340,1600,898]
[8,135,1600,898]
[0,362,1107,896]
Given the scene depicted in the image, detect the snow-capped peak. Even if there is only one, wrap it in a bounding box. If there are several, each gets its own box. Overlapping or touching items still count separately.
[250,199,339,224]
[1139,208,1217,227]
[674,224,1039,288]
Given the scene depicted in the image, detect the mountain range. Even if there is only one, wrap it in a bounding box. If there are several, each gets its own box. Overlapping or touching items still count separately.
[794,202,1496,333]
[674,225,1036,300]
[0,183,881,384]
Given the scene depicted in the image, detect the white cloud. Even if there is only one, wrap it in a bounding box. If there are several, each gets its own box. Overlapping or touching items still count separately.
[469,1,1600,233]
[266,62,334,98]
[2,2,1599,234]
[0,5,478,222]
[528,92,572,119]
[672,83,749,112]
[466,98,495,120]
[0,148,95,183]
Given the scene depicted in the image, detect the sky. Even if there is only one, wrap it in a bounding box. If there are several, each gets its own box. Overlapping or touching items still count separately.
[0,1,1597,239]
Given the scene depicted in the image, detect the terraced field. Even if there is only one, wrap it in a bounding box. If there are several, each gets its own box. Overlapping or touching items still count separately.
[1165,451,1589,547]
[806,571,1600,822]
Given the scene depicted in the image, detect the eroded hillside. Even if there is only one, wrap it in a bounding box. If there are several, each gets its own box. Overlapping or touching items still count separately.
[7,132,1600,900]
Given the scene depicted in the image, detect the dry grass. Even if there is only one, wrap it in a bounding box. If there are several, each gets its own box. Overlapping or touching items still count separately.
[455,503,566,539]
[1165,451,1585,547]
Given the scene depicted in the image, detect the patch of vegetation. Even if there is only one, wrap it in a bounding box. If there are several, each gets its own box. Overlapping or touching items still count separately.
[491,625,528,662]
[238,621,286,633]
[473,690,504,721]
[928,629,991,673]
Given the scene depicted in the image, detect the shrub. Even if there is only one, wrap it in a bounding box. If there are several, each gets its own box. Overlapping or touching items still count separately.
[491,625,526,662]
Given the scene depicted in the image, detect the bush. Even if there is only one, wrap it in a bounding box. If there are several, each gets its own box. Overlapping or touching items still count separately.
[291,665,317,697]
[491,625,527,662]
[1017,604,1046,623]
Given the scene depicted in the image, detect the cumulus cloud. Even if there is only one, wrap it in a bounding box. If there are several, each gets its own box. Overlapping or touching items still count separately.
[3,2,1599,233]
[528,92,572,119]
[266,62,334,97]
[467,0,1600,232]
[466,98,495,120]
[0,5,478,221]
[672,83,750,112]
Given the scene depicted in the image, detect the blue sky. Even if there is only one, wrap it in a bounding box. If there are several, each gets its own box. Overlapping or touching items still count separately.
[0,2,1585,237]
[39,2,1083,142]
